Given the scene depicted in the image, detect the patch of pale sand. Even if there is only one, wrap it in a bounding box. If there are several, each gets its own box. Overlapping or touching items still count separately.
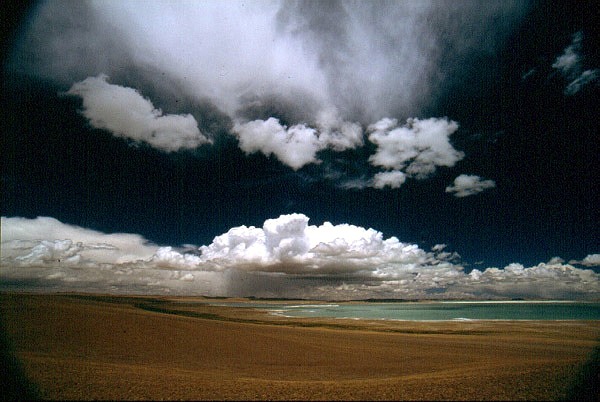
[1,293,599,400]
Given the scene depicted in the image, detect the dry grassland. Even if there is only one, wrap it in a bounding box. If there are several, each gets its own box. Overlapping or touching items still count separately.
[1,293,598,400]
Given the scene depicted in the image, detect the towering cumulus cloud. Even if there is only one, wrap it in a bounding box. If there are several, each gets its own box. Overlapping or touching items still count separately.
[198,213,429,274]
[2,215,598,299]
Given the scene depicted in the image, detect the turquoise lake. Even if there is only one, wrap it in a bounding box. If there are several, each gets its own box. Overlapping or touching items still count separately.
[215,301,600,321]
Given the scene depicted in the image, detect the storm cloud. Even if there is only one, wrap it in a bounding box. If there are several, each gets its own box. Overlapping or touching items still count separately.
[7,0,528,172]
[11,1,527,121]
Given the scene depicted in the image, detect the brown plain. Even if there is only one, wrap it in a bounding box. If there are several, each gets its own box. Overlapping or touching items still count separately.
[1,293,599,400]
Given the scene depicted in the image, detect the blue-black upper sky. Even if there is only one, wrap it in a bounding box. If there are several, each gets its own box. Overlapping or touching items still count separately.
[0,1,598,299]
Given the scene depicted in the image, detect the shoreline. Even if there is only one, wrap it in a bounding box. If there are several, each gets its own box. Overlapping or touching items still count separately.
[2,289,598,302]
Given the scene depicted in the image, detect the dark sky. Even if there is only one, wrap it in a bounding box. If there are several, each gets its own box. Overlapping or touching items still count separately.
[0,1,599,299]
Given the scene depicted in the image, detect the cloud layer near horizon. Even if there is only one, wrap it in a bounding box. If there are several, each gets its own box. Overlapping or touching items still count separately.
[2,215,598,299]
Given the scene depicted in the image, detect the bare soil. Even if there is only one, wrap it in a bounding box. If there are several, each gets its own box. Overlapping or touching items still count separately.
[1,293,598,400]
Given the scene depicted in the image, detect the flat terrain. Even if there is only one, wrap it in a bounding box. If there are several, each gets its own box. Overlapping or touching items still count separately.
[1,293,599,400]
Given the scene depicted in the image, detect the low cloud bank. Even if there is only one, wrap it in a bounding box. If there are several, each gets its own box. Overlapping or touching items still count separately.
[2,215,598,299]
[1,216,158,264]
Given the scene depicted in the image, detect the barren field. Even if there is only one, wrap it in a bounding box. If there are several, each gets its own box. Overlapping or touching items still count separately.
[1,293,599,400]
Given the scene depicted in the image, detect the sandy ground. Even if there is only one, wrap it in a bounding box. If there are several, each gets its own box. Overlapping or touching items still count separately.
[1,293,599,401]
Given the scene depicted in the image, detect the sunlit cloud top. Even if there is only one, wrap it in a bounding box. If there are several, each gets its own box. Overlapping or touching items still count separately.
[2,215,598,300]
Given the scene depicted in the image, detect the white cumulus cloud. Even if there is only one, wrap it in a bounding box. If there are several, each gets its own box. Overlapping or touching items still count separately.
[367,117,464,179]
[232,111,364,170]
[2,215,598,300]
[315,108,364,152]
[67,75,211,152]
[371,171,407,189]
[10,1,530,185]
[198,213,428,275]
[445,174,496,197]
[232,118,322,170]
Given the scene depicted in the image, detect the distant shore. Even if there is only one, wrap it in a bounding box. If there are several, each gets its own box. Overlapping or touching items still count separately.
[2,293,599,400]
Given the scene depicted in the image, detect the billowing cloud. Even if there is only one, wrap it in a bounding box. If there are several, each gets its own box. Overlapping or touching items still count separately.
[232,110,364,170]
[368,117,464,179]
[2,215,598,299]
[67,75,211,152]
[198,213,431,275]
[315,108,364,152]
[552,31,599,95]
[7,1,530,184]
[11,1,526,124]
[445,174,496,197]
[232,118,321,170]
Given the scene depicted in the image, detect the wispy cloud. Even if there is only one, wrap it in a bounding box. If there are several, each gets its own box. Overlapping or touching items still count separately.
[2,215,597,299]
[564,70,599,96]
[13,1,526,123]
[445,174,496,197]
[552,31,599,95]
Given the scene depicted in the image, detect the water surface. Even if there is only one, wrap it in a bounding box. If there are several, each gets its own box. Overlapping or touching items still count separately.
[213,301,600,321]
